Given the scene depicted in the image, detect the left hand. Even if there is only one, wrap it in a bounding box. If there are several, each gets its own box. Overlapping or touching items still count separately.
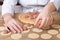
[34,12,53,28]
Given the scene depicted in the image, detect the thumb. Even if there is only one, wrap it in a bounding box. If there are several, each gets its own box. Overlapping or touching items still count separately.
[4,24,10,33]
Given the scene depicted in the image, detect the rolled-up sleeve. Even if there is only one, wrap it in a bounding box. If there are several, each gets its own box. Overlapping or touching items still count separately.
[2,0,17,16]
[49,0,60,10]
[53,0,60,10]
[50,0,54,2]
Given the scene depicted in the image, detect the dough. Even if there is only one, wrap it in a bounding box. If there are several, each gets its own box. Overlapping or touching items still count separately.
[18,12,40,24]
[0,27,5,31]
[42,26,50,29]
[52,24,60,29]
[0,31,11,36]
[57,34,60,39]
[41,34,52,39]
[22,29,30,34]
[28,33,39,39]
[27,25,33,29]
[11,33,22,40]
[18,13,35,24]
[48,30,58,35]
[32,28,43,33]
[24,24,33,29]
[59,29,60,31]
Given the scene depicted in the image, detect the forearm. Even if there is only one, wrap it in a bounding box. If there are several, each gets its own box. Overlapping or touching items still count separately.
[42,2,56,14]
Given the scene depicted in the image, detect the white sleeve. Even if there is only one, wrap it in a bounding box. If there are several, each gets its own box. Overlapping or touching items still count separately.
[50,0,60,10]
[49,0,54,2]
[53,0,60,10]
[2,0,18,16]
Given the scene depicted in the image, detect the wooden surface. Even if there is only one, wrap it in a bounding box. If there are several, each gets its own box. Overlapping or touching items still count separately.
[0,28,60,40]
[0,12,60,40]
[0,12,60,26]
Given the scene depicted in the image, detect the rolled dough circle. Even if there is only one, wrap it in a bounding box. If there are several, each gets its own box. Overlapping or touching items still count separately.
[22,29,30,34]
[11,34,22,39]
[28,33,39,39]
[27,25,33,29]
[48,30,58,35]
[0,27,5,31]
[0,31,11,36]
[19,13,34,24]
[57,34,60,39]
[59,29,60,31]
[41,34,52,39]
[24,24,33,29]
[32,28,43,33]
[52,24,60,29]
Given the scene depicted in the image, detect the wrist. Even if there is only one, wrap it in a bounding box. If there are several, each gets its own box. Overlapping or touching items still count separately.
[2,13,13,23]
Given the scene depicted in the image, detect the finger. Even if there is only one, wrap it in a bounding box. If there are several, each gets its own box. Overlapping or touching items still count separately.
[39,18,46,28]
[34,15,40,26]
[4,24,10,32]
[3,27,9,34]
[10,24,21,33]
[44,16,53,26]
[44,18,49,27]
[23,26,28,31]
[13,21,23,32]
[50,15,53,25]
[5,27,10,32]
[12,20,23,31]
[7,25,16,33]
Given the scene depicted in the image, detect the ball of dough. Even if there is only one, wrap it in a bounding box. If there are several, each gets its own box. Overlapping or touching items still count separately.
[11,34,22,40]
[28,33,39,39]
[52,24,60,29]
[32,28,43,33]
[48,30,58,35]
[57,34,60,39]
[41,34,52,39]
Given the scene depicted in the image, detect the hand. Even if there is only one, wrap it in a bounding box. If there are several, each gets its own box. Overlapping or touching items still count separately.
[4,18,24,33]
[34,12,53,28]
[3,14,27,33]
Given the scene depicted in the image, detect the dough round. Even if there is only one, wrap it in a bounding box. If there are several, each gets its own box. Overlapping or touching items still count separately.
[27,25,33,29]
[28,33,39,39]
[18,13,34,24]
[24,24,33,29]
[59,29,60,31]
[22,29,30,34]
[11,34,22,39]
[42,26,50,29]
[52,24,60,29]
[18,12,40,24]
[32,28,43,33]
[0,27,5,31]
[57,34,60,39]
[41,34,52,39]
[0,31,11,36]
[48,30,58,35]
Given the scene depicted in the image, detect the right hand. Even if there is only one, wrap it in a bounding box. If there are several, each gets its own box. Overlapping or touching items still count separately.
[3,14,26,33]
